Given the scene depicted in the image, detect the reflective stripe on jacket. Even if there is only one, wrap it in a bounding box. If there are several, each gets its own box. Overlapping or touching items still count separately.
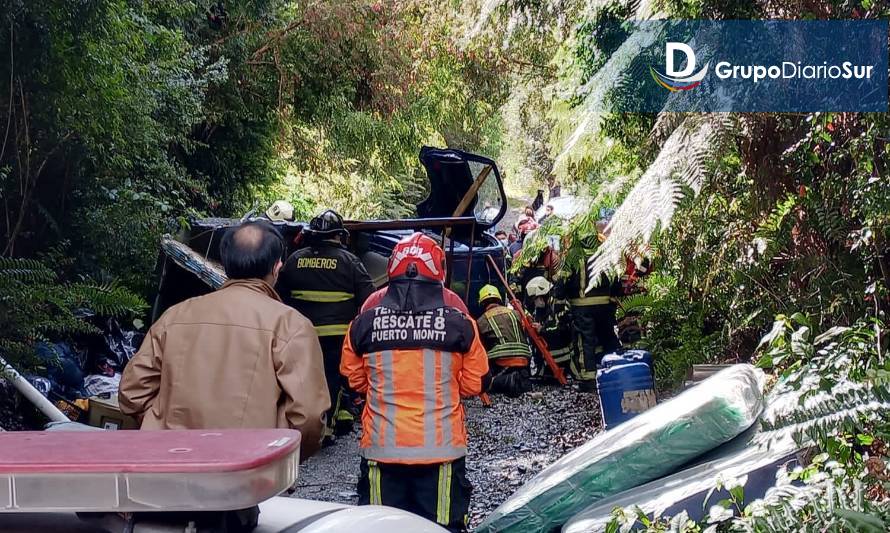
[276,241,375,335]
[476,306,532,362]
[534,300,575,364]
[563,259,621,308]
[340,304,489,465]
[550,343,575,363]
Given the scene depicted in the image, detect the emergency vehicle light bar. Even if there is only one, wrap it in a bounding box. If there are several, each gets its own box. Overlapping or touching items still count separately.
[0,429,300,513]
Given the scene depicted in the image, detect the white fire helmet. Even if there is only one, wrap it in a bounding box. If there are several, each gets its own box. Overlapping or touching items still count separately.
[266,200,295,221]
[525,276,552,297]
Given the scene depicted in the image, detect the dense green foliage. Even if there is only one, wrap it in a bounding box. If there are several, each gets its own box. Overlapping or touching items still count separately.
[473,0,889,386]
[1,0,888,522]
[0,255,146,366]
[470,0,889,526]
[0,0,507,370]
[0,0,506,284]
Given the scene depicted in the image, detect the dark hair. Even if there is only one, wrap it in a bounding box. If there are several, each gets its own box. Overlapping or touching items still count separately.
[219,221,284,280]
[495,230,507,237]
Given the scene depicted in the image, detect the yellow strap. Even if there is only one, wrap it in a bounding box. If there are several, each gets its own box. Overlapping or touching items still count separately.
[445,463,453,521]
[315,324,349,336]
[436,465,444,523]
[369,461,381,505]
[291,290,354,303]
[436,463,452,525]
[569,295,613,306]
[505,307,522,340]
[486,313,505,342]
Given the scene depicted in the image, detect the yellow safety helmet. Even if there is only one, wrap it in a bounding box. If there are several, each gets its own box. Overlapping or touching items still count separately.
[478,284,502,306]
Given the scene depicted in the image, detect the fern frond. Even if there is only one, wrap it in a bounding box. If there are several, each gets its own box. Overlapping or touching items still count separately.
[0,339,36,363]
[810,200,849,244]
[0,255,146,371]
[742,470,890,532]
[759,380,890,446]
[29,317,99,336]
[0,257,57,284]
[553,21,664,172]
[66,281,148,317]
[586,114,736,285]
[756,321,888,449]
[648,112,685,147]
[755,195,797,239]
[640,271,677,297]
[617,292,656,314]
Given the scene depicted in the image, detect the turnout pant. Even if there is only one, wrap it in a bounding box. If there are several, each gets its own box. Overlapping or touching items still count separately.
[490,365,532,397]
[534,336,576,380]
[358,457,471,533]
[318,335,349,433]
[570,304,620,380]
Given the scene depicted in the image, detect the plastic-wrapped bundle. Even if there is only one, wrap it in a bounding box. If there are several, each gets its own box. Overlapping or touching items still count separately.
[561,429,799,531]
[475,364,766,533]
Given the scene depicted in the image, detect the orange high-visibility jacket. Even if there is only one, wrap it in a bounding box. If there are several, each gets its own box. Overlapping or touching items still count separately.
[341,303,489,465]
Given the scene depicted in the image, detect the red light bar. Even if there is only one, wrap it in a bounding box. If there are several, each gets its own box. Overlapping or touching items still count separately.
[0,429,300,512]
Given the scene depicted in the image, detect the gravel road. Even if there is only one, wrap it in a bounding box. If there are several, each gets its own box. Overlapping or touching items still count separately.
[292,381,602,529]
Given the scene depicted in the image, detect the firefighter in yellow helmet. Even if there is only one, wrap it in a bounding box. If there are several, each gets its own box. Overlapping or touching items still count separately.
[475,284,533,397]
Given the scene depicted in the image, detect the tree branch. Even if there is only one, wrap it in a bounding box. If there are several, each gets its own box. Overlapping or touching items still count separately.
[0,20,14,164]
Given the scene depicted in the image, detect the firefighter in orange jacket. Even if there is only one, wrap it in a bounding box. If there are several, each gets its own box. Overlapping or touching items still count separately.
[340,232,490,532]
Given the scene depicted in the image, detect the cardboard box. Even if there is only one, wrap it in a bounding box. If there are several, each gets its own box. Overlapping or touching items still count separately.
[88,395,139,430]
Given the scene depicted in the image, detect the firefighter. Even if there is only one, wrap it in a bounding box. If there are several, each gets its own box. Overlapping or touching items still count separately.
[340,232,489,532]
[564,250,621,391]
[526,276,576,379]
[513,242,560,310]
[276,209,375,441]
[476,284,533,397]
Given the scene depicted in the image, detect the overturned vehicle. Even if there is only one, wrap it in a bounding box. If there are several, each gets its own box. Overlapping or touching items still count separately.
[152,147,509,321]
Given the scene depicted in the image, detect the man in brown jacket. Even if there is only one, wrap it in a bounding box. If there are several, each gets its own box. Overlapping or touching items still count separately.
[119,221,330,460]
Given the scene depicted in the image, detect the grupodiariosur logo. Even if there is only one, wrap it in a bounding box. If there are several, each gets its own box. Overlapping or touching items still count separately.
[650,42,709,92]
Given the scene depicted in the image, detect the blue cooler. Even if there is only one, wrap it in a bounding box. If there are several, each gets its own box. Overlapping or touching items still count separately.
[596,361,656,429]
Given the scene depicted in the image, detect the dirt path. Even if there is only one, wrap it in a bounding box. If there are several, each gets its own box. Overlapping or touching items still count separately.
[497,195,532,235]
[292,382,602,528]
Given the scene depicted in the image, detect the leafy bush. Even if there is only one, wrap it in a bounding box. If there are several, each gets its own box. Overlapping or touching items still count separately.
[0,256,146,370]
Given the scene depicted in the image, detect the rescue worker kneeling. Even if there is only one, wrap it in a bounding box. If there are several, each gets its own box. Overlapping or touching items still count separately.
[340,232,489,532]
[476,284,533,397]
[526,276,576,379]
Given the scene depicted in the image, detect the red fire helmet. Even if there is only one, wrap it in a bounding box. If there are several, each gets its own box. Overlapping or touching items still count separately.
[388,232,446,282]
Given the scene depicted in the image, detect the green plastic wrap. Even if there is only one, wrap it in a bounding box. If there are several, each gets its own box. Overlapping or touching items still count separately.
[475,364,765,533]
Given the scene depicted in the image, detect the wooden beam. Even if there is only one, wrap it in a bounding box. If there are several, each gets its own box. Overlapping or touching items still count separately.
[451,165,493,218]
